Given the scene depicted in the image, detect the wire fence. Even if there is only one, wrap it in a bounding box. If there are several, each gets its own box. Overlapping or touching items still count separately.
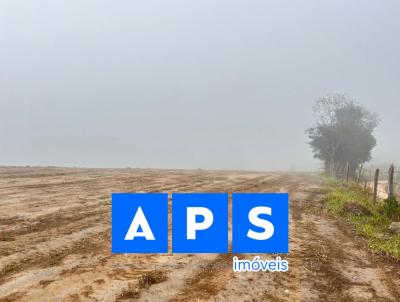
[336,163,400,203]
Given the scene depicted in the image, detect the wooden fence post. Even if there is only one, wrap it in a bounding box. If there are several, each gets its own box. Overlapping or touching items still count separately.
[373,168,379,204]
[357,164,363,184]
[388,164,394,199]
[346,163,350,183]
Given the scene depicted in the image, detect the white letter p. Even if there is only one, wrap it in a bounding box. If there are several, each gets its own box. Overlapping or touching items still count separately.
[187,207,213,240]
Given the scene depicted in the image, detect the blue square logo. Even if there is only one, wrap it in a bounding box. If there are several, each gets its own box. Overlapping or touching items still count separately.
[172,193,228,253]
[232,193,288,253]
[112,193,168,253]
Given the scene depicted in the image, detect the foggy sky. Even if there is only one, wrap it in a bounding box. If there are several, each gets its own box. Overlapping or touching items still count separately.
[1,1,399,171]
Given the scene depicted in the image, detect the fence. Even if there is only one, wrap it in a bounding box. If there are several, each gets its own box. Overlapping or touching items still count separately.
[336,163,400,204]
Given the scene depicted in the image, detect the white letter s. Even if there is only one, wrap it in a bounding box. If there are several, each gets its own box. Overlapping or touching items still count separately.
[247,206,274,240]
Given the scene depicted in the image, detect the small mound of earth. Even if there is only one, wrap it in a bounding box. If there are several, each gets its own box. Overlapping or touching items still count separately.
[138,270,167,289]
[342,202,372,216]
[345,285,375,301]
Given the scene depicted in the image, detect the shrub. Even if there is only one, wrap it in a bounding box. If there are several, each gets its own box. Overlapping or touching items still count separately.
[379,197,400,220]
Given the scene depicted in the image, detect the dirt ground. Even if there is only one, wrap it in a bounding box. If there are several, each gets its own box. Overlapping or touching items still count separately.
[0,167,399,302]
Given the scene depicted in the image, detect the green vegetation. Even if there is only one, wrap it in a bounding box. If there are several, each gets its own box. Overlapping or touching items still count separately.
[324,177,400,260]
[307,94,379,177]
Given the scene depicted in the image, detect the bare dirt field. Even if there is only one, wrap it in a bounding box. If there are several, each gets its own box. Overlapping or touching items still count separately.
[0,167,399,302]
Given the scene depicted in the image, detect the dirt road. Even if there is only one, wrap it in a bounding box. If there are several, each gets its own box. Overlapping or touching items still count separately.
[0,167,399,301]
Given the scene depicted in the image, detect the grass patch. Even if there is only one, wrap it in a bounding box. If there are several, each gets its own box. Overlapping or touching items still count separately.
[324,177,400,260]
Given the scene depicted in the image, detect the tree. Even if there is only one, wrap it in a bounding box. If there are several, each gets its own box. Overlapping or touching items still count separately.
[307,94,379,176]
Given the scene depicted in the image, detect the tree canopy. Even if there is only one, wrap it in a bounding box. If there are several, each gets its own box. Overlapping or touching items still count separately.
[307,94,379,176]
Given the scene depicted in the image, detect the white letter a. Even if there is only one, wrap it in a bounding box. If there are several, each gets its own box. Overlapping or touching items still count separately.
[124,207,155,240]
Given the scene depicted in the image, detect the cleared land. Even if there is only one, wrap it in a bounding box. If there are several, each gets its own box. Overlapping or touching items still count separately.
[0,167,399,302]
